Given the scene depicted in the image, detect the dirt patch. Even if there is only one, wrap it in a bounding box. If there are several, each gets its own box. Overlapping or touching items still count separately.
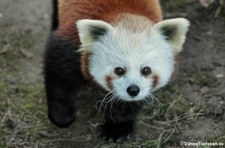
[0,0,225,147]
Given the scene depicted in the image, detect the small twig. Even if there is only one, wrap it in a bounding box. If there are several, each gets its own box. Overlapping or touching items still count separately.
[216,136,225,141]
[214,5,223,18]
[165,96,183,118]
[1,109,9,123]
[154,113,205,125]
[19,48,33,58]
[42,137,88,144]
[157,129,175,148]
[162,129,175,143]
[165,12,187,18]
[35,141,39,148]
[140,121,164,131]
[1,108,13,123]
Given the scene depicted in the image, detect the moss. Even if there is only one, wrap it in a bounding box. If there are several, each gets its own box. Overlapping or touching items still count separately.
[161,0,189,10]
[0,81,8,92]
[0,143,7,148]
[193,73,219,87]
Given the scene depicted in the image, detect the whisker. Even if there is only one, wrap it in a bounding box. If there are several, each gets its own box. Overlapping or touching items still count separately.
[96,91,112,111]
[96,89,120,122]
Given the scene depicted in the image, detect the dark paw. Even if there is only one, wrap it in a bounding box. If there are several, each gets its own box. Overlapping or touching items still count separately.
[48,100,75,128]
[98,121,134,143]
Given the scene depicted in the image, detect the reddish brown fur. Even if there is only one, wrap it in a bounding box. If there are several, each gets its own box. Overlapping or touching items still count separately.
[56,0,163,81]
[80,53,93,81]
[170,54,179,81]
[105,76,113,90]
[152,74,159,89]
[56,0,162,41]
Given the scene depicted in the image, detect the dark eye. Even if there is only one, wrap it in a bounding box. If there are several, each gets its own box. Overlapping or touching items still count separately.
[114,67,125,76]
[141,67,152,76]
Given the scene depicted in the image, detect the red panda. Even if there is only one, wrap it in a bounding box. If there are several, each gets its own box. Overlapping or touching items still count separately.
[44,0,190,142]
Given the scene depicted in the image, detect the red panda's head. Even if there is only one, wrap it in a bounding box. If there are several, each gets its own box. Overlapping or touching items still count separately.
[76,15,189,101]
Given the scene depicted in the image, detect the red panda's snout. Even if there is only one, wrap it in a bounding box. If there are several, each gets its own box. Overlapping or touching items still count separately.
[126,84,140,97]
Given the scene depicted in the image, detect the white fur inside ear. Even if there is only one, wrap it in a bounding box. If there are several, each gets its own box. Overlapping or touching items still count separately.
[154,18,190,53]
[76,19,114,52]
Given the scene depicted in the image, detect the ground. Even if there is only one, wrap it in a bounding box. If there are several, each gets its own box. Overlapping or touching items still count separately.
[0,0,225,148]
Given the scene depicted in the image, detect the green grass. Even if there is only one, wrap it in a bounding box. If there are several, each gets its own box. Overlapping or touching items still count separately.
[165,0,188,9]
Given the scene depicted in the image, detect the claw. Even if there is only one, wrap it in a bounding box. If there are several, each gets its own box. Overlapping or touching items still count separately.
[98,122,134,142]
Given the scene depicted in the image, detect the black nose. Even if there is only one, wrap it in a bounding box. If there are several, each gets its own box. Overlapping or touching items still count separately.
[127,85,140,97]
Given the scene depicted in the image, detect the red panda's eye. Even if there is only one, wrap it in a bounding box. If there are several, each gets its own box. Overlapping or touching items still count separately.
[141,67,152,76]
[114,67,125,76]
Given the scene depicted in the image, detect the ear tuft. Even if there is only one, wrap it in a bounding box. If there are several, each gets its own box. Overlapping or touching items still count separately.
[154,18,190,53]
[89,26,108,40]
[76,19,114,52]
[161,25,177,41]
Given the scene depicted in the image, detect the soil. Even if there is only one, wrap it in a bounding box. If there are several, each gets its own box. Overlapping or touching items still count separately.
[0,0,224,148]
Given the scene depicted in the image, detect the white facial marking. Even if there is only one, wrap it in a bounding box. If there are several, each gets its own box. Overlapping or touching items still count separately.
[88,26,174,101]
[76,16,189,101]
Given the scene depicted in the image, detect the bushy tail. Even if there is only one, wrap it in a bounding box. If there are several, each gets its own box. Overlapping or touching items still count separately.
[51,0,59,31]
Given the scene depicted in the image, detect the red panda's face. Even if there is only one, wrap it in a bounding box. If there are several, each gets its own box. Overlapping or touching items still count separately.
[76,16,189,101]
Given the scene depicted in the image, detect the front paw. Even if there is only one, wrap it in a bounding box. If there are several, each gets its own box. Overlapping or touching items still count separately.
[48,100,75,128]
[98,121,134,143]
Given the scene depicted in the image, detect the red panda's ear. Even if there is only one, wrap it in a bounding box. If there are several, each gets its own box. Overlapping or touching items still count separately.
[76,19,114,52]
[154,18,190,53]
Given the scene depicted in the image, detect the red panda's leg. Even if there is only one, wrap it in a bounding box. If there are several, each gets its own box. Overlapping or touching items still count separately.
[44,33,86,128]
[100,101,143,142]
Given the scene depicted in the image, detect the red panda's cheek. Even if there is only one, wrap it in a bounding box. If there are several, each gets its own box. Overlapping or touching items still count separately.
[105,75,113,90]
[151,74,159,89]
[105,75,119,90]
[80,52,94,81]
